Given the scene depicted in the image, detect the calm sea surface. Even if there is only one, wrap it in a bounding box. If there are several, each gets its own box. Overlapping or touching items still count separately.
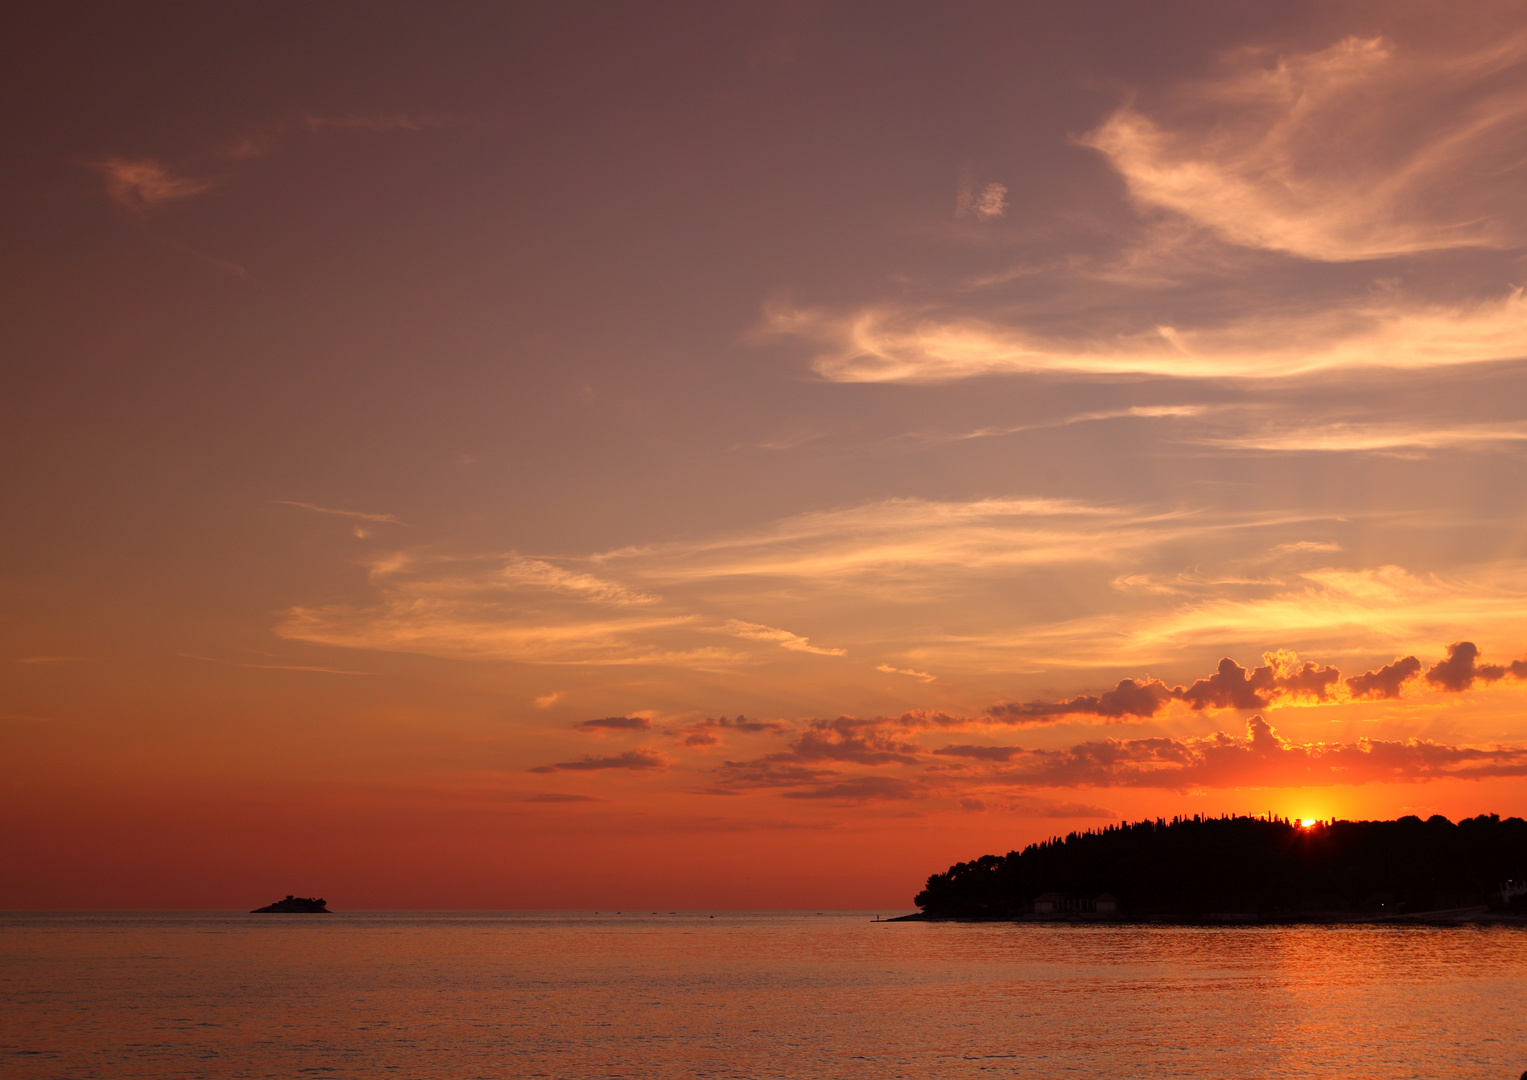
[1,911,1524,1079]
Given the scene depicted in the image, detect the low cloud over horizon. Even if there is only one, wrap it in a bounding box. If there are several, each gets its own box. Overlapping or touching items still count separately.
[688,713,1527,802]
[985,641,1527,723]
[524,641,1527,804]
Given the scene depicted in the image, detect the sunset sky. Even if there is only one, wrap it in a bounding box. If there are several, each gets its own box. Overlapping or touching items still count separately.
[7,1,1527,909]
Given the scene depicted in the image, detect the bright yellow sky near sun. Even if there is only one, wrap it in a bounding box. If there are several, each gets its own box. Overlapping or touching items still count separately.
[5,1,1527,909]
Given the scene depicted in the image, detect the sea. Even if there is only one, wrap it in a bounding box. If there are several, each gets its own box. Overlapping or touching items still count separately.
[2,911,1524,1079]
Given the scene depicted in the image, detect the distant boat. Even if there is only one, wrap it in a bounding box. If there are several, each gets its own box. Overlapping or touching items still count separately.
[250,895,330,913]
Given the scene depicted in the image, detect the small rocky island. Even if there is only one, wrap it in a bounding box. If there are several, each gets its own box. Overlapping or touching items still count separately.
[909,814,1527,922]
[250,895,330,913]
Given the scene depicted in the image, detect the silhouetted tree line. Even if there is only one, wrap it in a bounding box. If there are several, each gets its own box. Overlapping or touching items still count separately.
[914,814,1527,917]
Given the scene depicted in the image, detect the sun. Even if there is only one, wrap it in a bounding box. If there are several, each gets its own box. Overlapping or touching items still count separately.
[1300,818,1317,828]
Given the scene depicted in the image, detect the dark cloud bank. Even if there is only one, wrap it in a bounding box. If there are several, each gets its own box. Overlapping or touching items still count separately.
[989,641,1527,723]
[575,716,651,731]
[709,712,1527,802]
[528,643,1527,800]
[530,748,667,773]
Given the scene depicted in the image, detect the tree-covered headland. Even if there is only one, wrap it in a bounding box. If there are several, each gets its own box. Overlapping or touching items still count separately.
[914,814,1527,918]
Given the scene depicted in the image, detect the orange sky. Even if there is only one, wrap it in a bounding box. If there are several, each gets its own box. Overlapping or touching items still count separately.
[6,1,1527,909]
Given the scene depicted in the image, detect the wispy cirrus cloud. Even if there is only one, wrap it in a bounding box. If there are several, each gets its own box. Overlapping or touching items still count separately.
[612,496,1161,587]
[94,157,217,213]
[908,405,1210,446]
[276,487,1527,684]
[278,548,690,665]
[905,386,1527,459]
[1081,34,1527,261]
[878,664,936,682]
[498,556,656,605]
[1024,564,1527,668]
[761,29,1527,389]
[279,603,725,667]
[92,109,464,229]
[1197,419,1527,453]
[273,495,1198,666]
[765,289,1527,383]
[722,619,845,656]
[955,166,1008,221]
[182,654,373,676]
[275,500,405,525]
